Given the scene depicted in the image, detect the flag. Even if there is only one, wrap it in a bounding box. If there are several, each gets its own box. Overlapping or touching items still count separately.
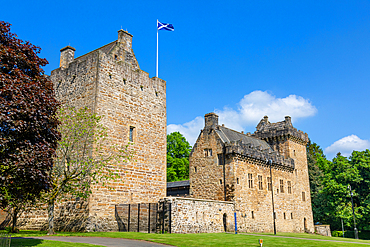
[157,21,174,31]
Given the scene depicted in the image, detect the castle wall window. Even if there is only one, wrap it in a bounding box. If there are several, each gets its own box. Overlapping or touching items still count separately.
[194,167,197,173]
[129,126,135,142]
[248,173,253,188]
[220,179,222,185]
[280,179,284,193]
[217,154,224,165]
[284,212,286,219]
[302,191,306,201]
[251,211,254,219]
[267,177,272,191]
[237,178,239,184]
[291,213,293,219]
[287,181,292,194]
[258,175,263,190]
[204,149,212,157]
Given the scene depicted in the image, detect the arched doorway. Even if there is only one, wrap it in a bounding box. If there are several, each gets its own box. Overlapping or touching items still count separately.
[223,213,227,232]
[304,218,307,231]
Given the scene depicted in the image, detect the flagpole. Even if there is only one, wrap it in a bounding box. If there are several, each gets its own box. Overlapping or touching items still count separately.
[156,19,159,78]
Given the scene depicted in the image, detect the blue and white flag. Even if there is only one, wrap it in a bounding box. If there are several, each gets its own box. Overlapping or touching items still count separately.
[157,21,174,31]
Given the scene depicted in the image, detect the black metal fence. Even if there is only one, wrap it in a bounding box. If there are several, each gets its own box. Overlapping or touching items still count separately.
[115,201,171,233]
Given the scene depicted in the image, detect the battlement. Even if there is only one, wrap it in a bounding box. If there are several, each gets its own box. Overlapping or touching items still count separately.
[225,140,295,172]
[253,116,309,145]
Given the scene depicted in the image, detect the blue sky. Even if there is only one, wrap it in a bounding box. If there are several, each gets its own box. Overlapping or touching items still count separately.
[3,0,370,159]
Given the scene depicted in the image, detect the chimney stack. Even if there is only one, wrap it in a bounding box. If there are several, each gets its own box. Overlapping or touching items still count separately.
[204,113,219,129]
[60,46,76,69]
[118,29,133,52]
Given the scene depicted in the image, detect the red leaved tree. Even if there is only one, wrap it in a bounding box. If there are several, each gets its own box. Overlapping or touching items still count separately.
[0,21,60,232]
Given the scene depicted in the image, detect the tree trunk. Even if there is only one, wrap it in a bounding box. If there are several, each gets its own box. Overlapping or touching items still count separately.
[11,207,18,233]
[48,200,55,235]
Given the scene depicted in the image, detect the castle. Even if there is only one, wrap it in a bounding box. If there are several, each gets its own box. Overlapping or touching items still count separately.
[2,29,314,233]
[189,113,314,233]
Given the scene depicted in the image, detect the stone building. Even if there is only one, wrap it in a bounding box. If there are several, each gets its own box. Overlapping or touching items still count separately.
[17,30,167,231]
[189,113,314,233]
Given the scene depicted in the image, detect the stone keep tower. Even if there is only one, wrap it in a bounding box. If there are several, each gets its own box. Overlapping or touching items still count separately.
[189,113,314,233]
[49,30,167,231]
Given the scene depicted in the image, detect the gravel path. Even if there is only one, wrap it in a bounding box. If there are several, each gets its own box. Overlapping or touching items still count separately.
[16,236,173,247]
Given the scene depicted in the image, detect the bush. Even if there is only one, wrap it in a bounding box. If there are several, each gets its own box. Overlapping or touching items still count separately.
[332,230,370,240]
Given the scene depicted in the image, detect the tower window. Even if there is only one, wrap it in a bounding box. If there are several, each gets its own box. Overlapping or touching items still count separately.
[302,191,306,201]
[284,212,286,219]
[291,213,293,219]
[258,175,263,190]
[237,178,239,184]
[248,173,253,188]
[267,177,272,191]
[220,179,222,185]
[194,167,197,173]
[251,211,254,219]
[287,181,292,194]
[129,126,135,142]
[280,179,284,193]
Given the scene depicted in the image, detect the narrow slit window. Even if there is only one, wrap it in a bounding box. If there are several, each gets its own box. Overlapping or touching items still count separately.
[291,213,293,219]
[220,179,222,185]
[194,167,197,173]
[302,191,306,201]
[284,213,286,219]
[251,211,254,219]
[237,178,239,184]
[129,126,135,142]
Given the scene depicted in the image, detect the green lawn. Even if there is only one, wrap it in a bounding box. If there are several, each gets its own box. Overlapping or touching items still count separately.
[3,230,370,246]
[11,238,104,247]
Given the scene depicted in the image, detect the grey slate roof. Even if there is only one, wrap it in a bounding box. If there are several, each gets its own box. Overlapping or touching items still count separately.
[215,126,272,151]
[167,180,190,189]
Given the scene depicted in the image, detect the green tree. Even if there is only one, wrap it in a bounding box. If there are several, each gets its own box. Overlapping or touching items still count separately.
[167,132,192,182]
[306,141,325,223]
[43,106,132,235]
[0,21,60,232]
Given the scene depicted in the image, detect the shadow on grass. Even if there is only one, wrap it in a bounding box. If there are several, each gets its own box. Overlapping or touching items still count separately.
[11,237,43,246]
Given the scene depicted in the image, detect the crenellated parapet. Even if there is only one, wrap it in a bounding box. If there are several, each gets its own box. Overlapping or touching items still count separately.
[253,116,309,145]
[225,140,295,172]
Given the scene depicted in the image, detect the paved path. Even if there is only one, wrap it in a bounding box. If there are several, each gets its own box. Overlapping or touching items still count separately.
[239,233,370,245]
[17,236,174,247]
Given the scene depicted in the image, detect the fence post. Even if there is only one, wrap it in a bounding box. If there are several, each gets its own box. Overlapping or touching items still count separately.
[169,202,172,234]
[137,203,140,232]
[128,204,131,232]
[148,203,151,233]
[156,203,158,233]
[162,201,165,234]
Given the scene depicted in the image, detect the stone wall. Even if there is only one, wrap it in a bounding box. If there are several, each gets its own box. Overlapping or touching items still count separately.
[167,197,235,233]
[315,225,332,237]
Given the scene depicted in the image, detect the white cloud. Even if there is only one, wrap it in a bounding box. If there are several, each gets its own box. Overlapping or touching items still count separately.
[167,116,204,145]
[325,135,370,159]
[168,90,317,145]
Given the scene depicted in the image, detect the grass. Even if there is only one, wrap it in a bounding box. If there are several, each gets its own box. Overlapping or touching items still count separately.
[2,230,370,246]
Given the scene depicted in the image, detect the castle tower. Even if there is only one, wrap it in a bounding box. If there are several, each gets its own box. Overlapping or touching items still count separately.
[253,116,314,233]
[20,30,167,231]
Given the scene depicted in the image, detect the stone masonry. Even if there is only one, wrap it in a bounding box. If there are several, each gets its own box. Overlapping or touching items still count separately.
[18,30,167,231]
[189,113,314,233]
